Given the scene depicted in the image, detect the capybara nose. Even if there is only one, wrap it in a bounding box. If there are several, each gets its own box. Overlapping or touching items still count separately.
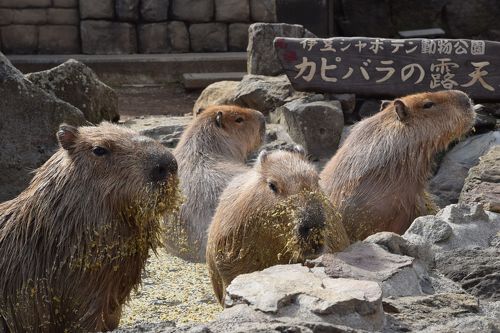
[297,201,326,239]
[150,155,177,183]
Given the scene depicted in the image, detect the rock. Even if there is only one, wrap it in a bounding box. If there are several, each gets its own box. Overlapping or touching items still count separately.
[445,0,499,38]
[481,102,500,118]
[460,146,500,213]
[338,0,396,38]
[314,242,431,298]
[250,0,276,22]
[79,0,114,19]
[429,131,500,208]
[116,0,140,22]
[189,23,228,52]
[357,98,381,119]
[247,23,316,76]
[38,25,80,54]
[0,0,51,7]
[278,99,344,159]
[225,264,384,331]
[122,116,191,148]
[391,0,447,32]
[473,112,497,134]
[228,23,250,51]
[138,23,169,53]
[436,247,500,301]
[215,0,250,22]
[404,204,500,252]
[1,9,48,25]
[140,0,169,22]
[81,20,137,54]
[0,25,37,54]
[26,59,119,124]
[167,21,190,53]
[0,52,85,202]
[192,81,239,115]
[171,0,214,22]
[53,0,77,7]
[46,8,79,25]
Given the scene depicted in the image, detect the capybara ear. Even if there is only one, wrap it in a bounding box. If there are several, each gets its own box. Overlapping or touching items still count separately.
[394,99,409,122]
[380,100,392,111]
[57,124,79,151]
[196,107,205,115]
[215,111,223,128]
[257,149,269,165]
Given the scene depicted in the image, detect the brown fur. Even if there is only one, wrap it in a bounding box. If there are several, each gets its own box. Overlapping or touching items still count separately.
[320,90,475,241]
[207,149,350,305]
[0,123,180,332]
[164,105,265,262]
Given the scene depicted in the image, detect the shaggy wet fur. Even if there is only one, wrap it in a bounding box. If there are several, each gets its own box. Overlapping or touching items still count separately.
[320,90,475,241]
[164,105,265,262]
[207,149,350,305]
[0,123,180,332]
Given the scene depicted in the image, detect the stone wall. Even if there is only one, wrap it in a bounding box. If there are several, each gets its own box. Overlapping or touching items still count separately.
[0,0,277,54]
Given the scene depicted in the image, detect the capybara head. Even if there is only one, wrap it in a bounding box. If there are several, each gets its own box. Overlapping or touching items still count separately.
[0,123,181,332]
[207,147,350,304]
[178,105,265,161]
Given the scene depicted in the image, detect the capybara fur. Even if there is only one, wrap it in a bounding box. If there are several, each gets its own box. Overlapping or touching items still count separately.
[0,123,181,332]
[207,148,350,305]
[320,90,476,242]
[164,105,265,262]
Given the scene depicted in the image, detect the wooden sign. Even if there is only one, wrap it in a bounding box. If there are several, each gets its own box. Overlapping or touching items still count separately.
[274,37,500,100]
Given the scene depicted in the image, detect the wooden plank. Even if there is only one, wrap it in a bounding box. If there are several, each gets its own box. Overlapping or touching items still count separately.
[274,37,500,100]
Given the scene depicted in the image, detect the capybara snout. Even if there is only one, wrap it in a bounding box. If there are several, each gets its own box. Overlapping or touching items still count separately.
[148,152,178,184]
[297,199,326,239]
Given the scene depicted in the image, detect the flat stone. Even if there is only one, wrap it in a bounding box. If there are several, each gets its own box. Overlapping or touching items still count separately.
[140,0,169,22]
[79,0,114,19]
[116,0,140,22]
[0,0,51,7]
[3,9,47,25]
[250,0,276,22]
[52,0,78,7]
[167,21,189,53]
[46,8,79,25]
[171,0,213,22]
[460,146,500,213]
[138,23,169,53]
[81,20,137,54]
[189,23,227,52]
[228,23,250,51]
[26,59,119,123]
[123,115,191,148]
[215,0,250,22]
[226,264,384,331]
[0,25,37,54]
[38,25,80,54]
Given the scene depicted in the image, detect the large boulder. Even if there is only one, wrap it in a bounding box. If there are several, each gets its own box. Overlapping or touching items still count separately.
[26,59,119,124]
[123,115,191,148]
[192,80,239,115]
[445,0,500,38]
[429,131,500,208]
[0,52,85,202]
[247,23,316,76]
[460,146,500,213]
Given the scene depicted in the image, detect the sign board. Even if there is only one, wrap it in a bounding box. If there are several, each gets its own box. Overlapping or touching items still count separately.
[274,37,500,100]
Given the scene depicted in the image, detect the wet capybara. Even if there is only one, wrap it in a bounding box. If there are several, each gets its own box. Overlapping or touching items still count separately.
[0,123,180,332]
[320,90,476,241]
[164,105,265,262]
[207,147,350,305]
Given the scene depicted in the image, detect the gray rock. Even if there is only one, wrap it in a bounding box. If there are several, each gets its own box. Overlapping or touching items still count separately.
[38,25,80,54]
[337,0,395,38]
[460,146,500,213]
[0,25,37,54]
[46,8,79,25]
[79,0,114,19]
[474,111,497,134]
[26,59,119,124]
[192,80,239,115]
[225,264,384,331]
[116,0,140,22]
[445,0,499,38]
[228,23,250,51]
[81,20,137,54]
[391,0,447,32]
[436,247,500,301]
[429,131,500,208]
[0,52,85,202]
[250,0,276,22]
[140,0,169,22]
[52,0,77,7]
[138,23,169,53]
[357,99,381,119]
[122,116,191,148]
[167,21,190,53]
[247,23,316,76]
[189,23,228,52]
[278,99,344,159]
[2,9,48,25]
[171,0,213,22]
[314,242,430,298]
[0,0,51,7]
[482,102,500,118]
[215,0,250,22]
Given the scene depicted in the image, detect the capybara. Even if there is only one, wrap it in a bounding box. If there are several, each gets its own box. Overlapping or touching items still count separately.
[320,90,476,241]
[164,105,265,262]
[0,123,181,332]
[207,147,350,305]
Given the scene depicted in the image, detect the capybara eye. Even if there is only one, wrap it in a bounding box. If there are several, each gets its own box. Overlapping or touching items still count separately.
[268,181,278,193]
[92,146,109,156]
[235,117,244,123]
[423,101,435,109]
